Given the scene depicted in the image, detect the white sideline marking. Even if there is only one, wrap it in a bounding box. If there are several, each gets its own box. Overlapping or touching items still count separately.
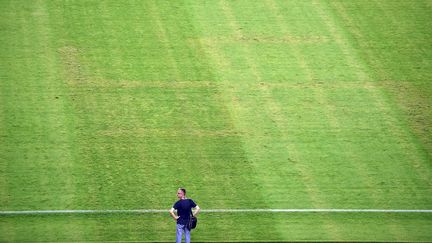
[1,209,432,215]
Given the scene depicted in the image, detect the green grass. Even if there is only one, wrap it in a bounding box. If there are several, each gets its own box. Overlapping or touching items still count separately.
[2,213,432,242]
[1,0,431,241]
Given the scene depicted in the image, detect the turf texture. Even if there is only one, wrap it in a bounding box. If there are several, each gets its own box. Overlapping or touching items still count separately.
[1,0,431,241]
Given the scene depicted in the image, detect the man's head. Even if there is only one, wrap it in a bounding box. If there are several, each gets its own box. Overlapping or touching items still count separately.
[177,188,186,199]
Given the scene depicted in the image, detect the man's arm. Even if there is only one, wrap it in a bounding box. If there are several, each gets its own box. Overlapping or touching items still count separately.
[193,205,200,217]
[169,208,179,221]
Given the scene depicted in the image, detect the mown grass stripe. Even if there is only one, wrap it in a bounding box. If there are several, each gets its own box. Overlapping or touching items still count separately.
[1,209,432,215]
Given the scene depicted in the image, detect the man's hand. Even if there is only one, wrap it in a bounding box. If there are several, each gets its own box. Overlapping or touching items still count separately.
[169,208,179,221]
[193,205,200,217]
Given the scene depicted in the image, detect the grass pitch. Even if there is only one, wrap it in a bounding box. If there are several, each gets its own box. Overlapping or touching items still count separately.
[1,0,431,242]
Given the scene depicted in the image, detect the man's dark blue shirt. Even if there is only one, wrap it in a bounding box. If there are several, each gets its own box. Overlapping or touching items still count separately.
[173,199,196,225]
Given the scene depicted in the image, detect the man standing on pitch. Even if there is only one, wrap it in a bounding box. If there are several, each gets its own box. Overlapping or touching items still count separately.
[169,188,200,243]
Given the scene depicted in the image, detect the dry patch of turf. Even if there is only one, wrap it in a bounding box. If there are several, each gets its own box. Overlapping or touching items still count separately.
[193,34,329,45]
[58,46,87,83]
[98,127,242,138]
[380,80,432,158]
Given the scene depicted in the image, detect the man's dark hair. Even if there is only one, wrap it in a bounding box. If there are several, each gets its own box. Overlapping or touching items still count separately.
[179,188,186,195]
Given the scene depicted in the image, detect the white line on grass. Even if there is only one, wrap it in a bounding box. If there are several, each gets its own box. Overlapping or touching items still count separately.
[1,209,432,215]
